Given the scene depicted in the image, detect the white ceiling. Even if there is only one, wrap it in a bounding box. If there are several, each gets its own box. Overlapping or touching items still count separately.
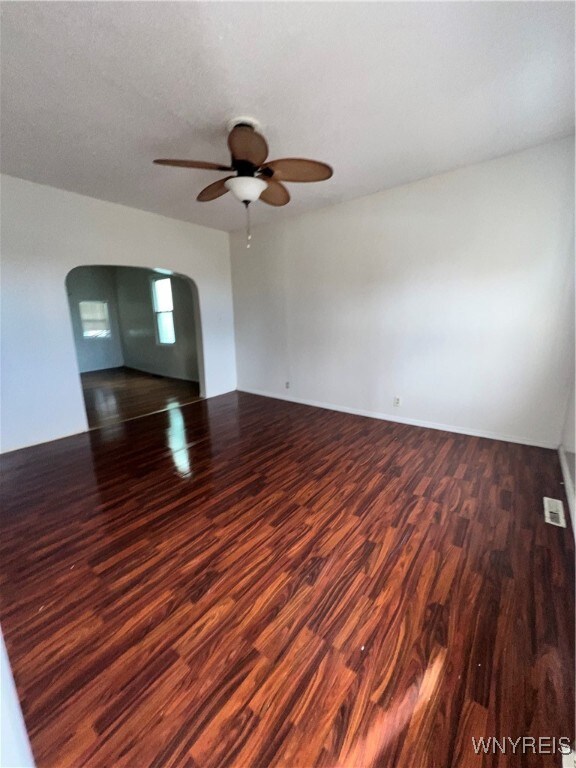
[1,2,573,232]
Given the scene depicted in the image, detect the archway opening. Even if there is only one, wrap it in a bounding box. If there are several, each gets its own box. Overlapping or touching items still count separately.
[65,265,205,429]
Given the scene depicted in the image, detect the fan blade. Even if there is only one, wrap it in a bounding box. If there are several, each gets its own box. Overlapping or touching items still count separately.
[154,159,232,171]
[228,125,268,166]
[197,176,233,202]
[259,180,290,207]
[262,158,333,182]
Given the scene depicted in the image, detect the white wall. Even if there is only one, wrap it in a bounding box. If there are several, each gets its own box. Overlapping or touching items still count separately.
[0,175,236,453]
[559,377,575,533]
[231,137,575,448]
[0,628,35,768]
[115,267,200,382]
[66,266,125,373]
[560,378,575,490]
[562,382,575,456]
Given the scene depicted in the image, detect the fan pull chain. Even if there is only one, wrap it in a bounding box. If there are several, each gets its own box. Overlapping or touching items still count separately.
[244,202,252,249]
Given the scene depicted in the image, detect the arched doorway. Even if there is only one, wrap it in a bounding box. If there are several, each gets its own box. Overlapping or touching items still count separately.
[66,265,205,428]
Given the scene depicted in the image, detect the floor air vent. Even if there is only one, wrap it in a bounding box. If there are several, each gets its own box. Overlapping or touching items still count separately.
[543,497,566,528]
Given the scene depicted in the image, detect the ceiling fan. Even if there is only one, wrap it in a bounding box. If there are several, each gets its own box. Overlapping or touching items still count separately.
[153,117,333,209]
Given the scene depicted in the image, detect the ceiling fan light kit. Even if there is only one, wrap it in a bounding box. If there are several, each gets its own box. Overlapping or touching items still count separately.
[154,117,333,247]
[225,176,267,203]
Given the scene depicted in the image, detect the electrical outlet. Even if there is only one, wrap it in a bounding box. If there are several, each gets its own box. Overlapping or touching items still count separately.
[285,381,290,389]
[393,396,401,407]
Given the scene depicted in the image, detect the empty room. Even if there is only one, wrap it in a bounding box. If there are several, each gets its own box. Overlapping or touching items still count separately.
[0,2,574,767]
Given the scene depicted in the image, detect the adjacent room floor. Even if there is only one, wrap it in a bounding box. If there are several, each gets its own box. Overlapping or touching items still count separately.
[0,392,573,767]
[80,367,201,428]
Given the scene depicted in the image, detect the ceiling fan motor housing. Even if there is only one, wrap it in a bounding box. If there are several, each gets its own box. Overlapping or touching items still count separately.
[233,159,258,177]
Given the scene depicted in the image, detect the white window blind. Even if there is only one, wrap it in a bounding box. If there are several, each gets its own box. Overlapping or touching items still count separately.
[79,301,111,339]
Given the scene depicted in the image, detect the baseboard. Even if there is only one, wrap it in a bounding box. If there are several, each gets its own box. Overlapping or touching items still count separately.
[238,388,558,449]
[558,446,576,539]
[0,426,88,456]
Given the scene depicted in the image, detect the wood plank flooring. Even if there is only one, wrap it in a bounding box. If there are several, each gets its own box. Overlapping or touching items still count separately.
[80,367,201,429]
[0,392,574,767]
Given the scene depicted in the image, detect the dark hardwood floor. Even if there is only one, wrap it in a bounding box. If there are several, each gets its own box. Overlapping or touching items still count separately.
[80,367,201,428]
[0,392,573,767]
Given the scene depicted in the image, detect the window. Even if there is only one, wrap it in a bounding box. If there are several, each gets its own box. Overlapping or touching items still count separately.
[79,300,111,338]
[152,278,176,344]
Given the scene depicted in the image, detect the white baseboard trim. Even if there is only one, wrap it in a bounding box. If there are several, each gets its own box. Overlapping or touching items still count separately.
[0,427,88,456]
[238,388,558,449]
[558,446,576,538]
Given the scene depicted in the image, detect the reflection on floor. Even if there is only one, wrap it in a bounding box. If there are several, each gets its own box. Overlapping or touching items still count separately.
[81,367,201,428]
